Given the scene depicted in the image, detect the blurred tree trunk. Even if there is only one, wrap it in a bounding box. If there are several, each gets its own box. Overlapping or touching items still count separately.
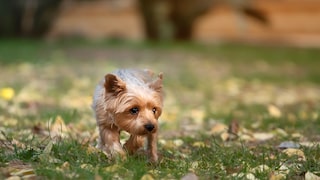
[137,0,268,41]
[0,0,62,37]
[138,0,162,40]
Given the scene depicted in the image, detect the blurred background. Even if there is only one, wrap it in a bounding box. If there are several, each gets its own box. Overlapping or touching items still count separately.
[1,0,320,47]
[0,0,320,143]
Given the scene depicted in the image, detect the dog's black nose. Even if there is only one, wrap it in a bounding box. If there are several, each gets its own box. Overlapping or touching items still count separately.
[144,124,155,132]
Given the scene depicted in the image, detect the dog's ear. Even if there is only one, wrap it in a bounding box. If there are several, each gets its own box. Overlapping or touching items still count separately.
[104,74,126,95]
[149,73,163,93]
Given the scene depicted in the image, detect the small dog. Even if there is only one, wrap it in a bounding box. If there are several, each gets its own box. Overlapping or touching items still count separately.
[92,69,163,162]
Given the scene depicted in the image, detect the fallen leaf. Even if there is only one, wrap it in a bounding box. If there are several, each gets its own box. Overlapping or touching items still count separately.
[86,145,100,154]
[210,123,228,135]
[305,171,320,180]
[190,109,205,125]
[39,142,62,164]
[61,162,70,170]
[43,141,53,154]
[181,172,198,180]
[173,139,184,147]
[291,133,303,139]
[104,165,123,173]
[282,148,306,161]
[269,172,286,180]
[0,87,15,100]
[250,164,270,173]
[300,142,320,147]
[140,173,155,180]
[192,141,206,148]
[253,132,274,141]
[10,168,35,177]
[80,164,94,171]
[220,132,230,141]
[5,176,21,180]
[190,161,199,170]
[272,128,288,137]
[232,173,257,180]
[159,139,184,149]
[50,116,69,138]
[228,119,239,135]
[268,105,281,118]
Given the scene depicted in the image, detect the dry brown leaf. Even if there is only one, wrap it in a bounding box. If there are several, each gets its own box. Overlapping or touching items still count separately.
[282,148,306,161]
[61,162,70,170]
[10,168,35,177]
[269,172,286,180]
[210,123,228,135]
[50,116,69,138]
[228,119,239,135]
[220,132,230,141]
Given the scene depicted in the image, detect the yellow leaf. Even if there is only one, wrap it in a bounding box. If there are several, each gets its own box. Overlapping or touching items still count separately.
[210,123,228,135]
[190,109,205,125]
[0,87,15,100]
[220,132,230,141]
[10,168,35,176]
[159,139,184,149]
[105,165,122,173]
[192,141,206,148]
[268,105,282,118]
[140,173,155,180]
[80,164,94,171]
[282,148,306,161]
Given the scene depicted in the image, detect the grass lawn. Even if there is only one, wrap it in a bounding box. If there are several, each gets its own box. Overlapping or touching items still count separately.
[0,39,320,179]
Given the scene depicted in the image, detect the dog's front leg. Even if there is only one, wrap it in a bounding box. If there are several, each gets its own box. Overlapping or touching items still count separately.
[123,135,144,155]
[99,126,125,159]
[147,132,158,163]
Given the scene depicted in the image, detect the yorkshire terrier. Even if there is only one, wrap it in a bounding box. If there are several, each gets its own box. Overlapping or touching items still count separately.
[92,69,163,162]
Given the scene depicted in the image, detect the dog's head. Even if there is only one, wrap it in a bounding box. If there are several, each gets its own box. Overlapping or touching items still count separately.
[104,72,163,135]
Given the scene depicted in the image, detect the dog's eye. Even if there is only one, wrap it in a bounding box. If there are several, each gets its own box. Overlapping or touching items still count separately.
[152,107,157,114]
[129,107,139,115]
